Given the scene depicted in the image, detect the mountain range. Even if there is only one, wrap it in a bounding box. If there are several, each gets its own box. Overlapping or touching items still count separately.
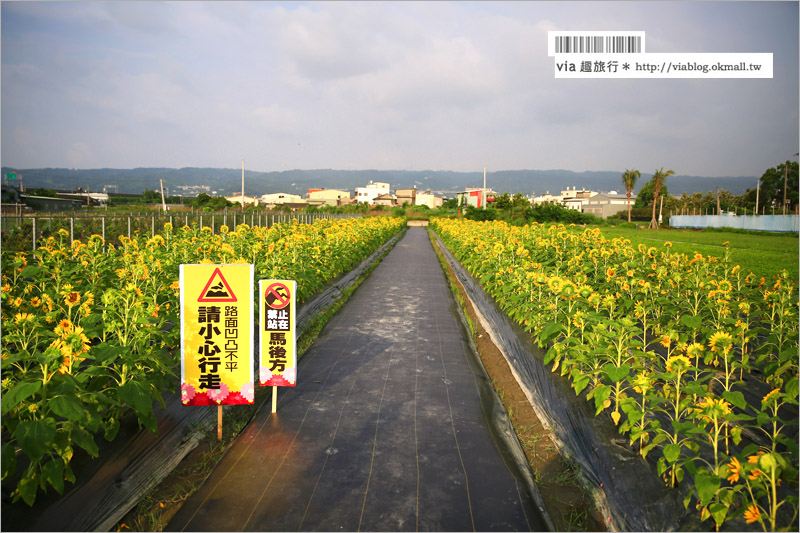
[1,167,759,198]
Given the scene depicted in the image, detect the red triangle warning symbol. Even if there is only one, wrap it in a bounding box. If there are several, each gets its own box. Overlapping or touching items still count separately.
[197,268,238,302]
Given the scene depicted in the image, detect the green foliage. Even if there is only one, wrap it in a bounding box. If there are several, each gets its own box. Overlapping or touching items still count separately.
[598,226,799,281]
[464,205,498,221]
[442,198,459,209]
[433,217,799,532]
[27,188,58,198]
[1,216,405,506]
[524,203,599,225]
[758,160,798,213]
[188,193,233,210]
[141,189,161,202]
[464,196,600,225]
[635,176,669,208]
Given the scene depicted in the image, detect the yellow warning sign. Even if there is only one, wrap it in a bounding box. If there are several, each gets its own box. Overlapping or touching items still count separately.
[180,264,254,405]
[259,279,297,387]
[198,267,238,302]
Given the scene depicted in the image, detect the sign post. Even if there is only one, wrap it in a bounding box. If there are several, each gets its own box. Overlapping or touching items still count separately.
[259,280,297,414]
[180,264,255,440]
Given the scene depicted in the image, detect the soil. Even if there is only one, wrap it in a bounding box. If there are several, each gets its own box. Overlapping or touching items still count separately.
[434,238,607,533]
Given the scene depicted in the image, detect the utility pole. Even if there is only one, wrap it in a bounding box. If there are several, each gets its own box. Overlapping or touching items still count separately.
[483,167,487,209]
[755,178,760,216]
[241,159,245,213]
[783,160,788,215]
[784,154,799,215]
[160,179,167,213]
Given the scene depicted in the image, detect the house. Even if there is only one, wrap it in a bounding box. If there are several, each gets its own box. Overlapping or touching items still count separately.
[373,193,396,207]
[457,188,496,208]
[415,191,442,209]
[260,193,303,204]
[532,191,562,205]
[225,194,260,206]
[533,186,594,206]
[307,189,351,206]
[355,181,390,204]
[562,189,597,211]
[582,191,635,218]
[396,187,442,209]
[563,197,588,211]
[395,188,416,206]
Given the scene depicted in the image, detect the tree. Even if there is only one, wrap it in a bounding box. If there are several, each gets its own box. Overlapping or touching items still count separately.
[28,188,57,198]
[758,161,798,214]
[494,193,512,210]
[621,169,641,222]
[442,198,458,209]
[649,167,675,229]
[142,189,161,202]
[190,193,233,210]
[511,193,531,210]
[634,177,668,208]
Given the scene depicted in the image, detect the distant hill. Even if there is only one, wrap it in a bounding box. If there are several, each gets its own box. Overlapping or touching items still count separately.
[1,166,758,198]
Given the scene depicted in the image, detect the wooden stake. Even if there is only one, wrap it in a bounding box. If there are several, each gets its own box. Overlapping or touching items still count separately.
[217,405,223,441]
[272,386,278,414]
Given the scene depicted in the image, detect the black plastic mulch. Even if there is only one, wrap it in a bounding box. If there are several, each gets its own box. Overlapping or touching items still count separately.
[167,228,549,532]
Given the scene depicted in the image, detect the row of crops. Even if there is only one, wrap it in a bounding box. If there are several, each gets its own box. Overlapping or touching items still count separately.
[432,218,798,532]
[1,216,405,506]
[0,211,351,251]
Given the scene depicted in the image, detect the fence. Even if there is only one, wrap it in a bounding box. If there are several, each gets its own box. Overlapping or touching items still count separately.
[669,214,799,233]
[1,210,360,252]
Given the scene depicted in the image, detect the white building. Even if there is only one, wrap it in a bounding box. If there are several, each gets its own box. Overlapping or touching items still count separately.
[225,194,260,206]
[532,191,563,205]
[415,191,442,209]
[260,193,303,204]
[307,189,351,206]
[582,191,635,218]
[533,186,596,208]
[355,181,390,204]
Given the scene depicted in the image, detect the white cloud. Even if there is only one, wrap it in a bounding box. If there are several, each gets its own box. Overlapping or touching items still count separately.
[1,1,797,176]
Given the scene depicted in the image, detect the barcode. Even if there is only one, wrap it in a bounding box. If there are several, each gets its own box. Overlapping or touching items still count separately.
[554,35,642,54]
[548,31,646,56]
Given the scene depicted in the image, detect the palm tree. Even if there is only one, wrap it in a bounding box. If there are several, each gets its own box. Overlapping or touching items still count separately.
[621,169,641,223]
[649,167,675,229]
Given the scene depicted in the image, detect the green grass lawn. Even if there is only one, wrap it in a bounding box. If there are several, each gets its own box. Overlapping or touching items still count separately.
[597,226,799,282]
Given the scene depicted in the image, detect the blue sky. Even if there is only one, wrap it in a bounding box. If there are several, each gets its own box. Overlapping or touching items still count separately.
[1,1,798,176]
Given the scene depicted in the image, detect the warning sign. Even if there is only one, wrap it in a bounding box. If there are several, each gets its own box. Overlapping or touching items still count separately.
[198,268,238,302]
[180,264,254,406]
[259,279,297,387]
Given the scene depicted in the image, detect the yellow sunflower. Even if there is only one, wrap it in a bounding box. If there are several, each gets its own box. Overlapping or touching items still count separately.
[726,457,741,484]
[665,354,691,374]
[64,291,81,307]
[762,388,780,404]
[744,505,760,524]
[709,331,734,355]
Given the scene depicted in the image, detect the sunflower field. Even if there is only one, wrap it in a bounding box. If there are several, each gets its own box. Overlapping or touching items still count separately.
[1,216,405,506]
[433,218,798,532]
